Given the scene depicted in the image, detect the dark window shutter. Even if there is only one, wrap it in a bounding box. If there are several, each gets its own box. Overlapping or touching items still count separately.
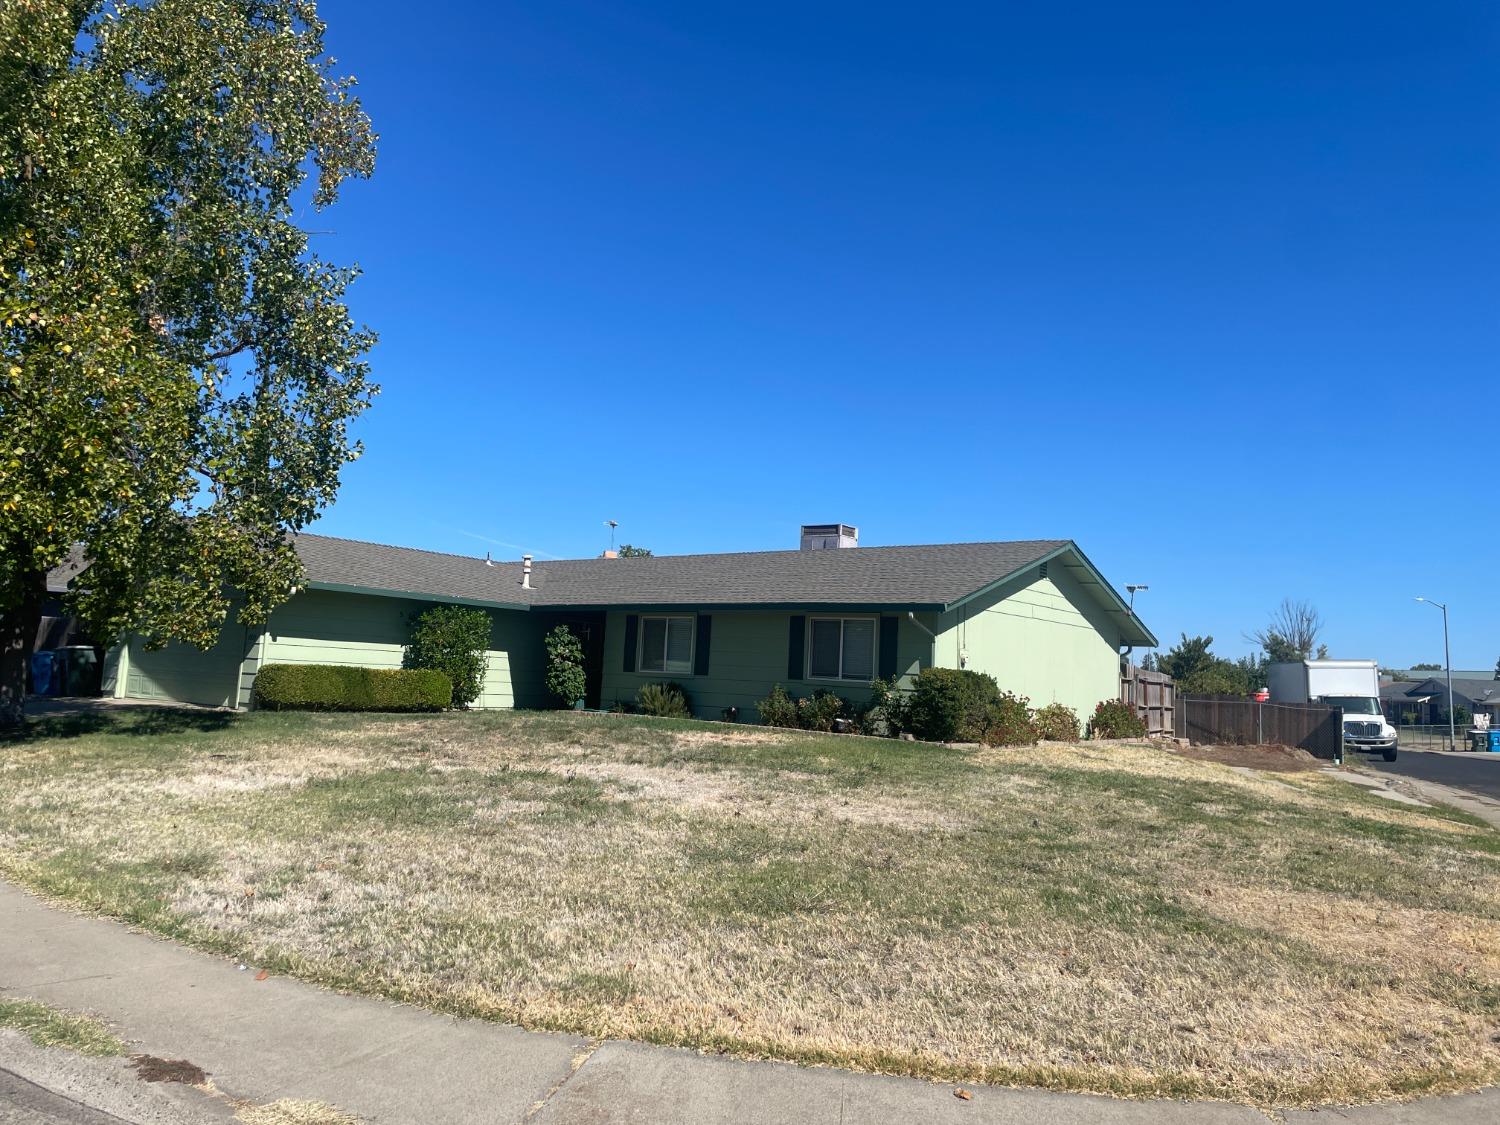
[787,615,805,681]
[622,614,639,673]
[694,615,712,676]
[879,616,899,680]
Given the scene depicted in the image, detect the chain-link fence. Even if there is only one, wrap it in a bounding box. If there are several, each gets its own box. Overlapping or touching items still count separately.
[1396,723,1494,752]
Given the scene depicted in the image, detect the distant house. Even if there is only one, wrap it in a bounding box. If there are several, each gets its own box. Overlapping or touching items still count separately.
[67,525,1157,723]
[1382,677,1500,724]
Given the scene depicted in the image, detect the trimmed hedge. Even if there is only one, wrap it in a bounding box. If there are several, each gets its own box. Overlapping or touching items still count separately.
[253,663,453,712]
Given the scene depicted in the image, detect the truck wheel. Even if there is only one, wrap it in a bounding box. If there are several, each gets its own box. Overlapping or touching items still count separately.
[1382,748,1398,762]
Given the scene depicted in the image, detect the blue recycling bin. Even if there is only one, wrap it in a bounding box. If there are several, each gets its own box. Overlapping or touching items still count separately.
[1488,730,1500,753]
[29,650,58,696]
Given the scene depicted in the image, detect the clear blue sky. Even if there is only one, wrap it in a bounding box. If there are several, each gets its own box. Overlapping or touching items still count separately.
[308,0,1496,668]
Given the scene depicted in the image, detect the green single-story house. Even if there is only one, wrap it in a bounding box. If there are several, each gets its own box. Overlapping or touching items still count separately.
[95,525,1157,722]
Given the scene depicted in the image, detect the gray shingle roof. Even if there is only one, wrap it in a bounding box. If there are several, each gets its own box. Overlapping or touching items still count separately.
[293,532,1156,646]
[294,533,1072,610]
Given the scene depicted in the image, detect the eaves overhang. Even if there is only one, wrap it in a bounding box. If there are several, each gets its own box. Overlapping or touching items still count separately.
[304,581,531,613]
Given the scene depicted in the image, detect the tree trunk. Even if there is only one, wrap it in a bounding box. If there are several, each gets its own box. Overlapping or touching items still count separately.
[0,570,45,730]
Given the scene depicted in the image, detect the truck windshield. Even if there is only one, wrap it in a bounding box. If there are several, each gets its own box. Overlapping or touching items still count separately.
[1322,696,1381,715]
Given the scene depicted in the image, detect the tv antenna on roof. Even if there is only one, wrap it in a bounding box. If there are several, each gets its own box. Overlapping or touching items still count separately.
[605,520,618,553]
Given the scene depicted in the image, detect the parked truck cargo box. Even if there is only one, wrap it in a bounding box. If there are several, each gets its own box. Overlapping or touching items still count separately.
[1267,659,1398,760]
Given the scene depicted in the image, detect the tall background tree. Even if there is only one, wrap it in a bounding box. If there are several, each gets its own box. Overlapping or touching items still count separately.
[1247,598,1326,664]
[617,544,652,558]
[0,0,376,726]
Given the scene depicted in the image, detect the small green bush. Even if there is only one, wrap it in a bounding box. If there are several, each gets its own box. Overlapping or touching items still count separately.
[1088,699,1146,739]
[906,667,1001,742]
[981,691,1037,746]
[797,689,848,732]
[755,681,901,735]
[1033,702,1081,742]
[544,624,587,708]
[855,677,908,736]
[755,684,801,728]
[253,663,452,712]
[404,604,491,708]
[637,681,691,718]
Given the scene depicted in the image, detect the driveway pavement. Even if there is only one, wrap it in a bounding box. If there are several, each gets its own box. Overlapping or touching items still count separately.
[2,880,1496,1124]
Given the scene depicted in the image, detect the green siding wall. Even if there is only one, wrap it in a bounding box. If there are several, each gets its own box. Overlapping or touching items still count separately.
[934,566,1122,720]
[118,627,257,708]
[259,589,547,709]
[112,589,547,710]
[599,609,932,721]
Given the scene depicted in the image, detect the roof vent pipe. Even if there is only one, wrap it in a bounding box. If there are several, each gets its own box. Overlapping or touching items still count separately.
[521,554,533,589]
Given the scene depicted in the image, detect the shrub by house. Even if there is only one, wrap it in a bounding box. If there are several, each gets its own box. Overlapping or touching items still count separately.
[404,605,491,709]
[544,624,587,708]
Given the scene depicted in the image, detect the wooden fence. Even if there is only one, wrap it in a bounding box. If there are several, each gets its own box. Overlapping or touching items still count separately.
[1121,666,1175,736]
[1173,695,1344,760]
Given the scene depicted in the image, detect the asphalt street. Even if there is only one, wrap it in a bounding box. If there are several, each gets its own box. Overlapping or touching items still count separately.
[1358,746,1500,801]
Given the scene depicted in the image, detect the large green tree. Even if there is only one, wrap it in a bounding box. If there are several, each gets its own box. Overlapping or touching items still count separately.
[0,0,376,726]
[1159,634,1251,696]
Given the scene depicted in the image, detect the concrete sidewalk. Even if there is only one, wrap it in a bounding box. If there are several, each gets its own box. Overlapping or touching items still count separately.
[2,881,1496,1124]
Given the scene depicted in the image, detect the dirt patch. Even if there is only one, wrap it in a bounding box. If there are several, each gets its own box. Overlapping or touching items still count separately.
[236,1098,360,1125]
[1174,743,1323,773]
[130,1053,209,1084]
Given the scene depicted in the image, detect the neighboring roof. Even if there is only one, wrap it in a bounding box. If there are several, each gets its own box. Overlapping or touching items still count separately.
[1379,680,1422,701]
[1404,677,1500,705]
[44,546,89,595]
[1385,669,1493,682]
[294,533,1158,646]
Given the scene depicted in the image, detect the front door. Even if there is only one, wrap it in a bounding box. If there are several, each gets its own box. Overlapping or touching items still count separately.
[545,613,606,709]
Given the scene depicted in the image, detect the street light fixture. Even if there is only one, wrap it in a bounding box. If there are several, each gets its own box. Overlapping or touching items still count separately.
[1414,597,1456,750]
[1126,584,1149,611]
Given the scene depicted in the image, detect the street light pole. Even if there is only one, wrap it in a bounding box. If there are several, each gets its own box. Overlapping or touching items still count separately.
[1415,597,1456,750]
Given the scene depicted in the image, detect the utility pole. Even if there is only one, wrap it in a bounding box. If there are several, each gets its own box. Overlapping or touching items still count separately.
[1415,597,1456,750]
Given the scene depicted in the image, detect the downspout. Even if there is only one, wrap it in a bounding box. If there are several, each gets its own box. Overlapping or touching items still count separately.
[906,611,937,670]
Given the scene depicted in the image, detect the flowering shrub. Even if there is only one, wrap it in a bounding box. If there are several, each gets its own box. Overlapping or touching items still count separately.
[980,691,1037,746]
[1088,699,1146,739]
[1033,702,1081,742]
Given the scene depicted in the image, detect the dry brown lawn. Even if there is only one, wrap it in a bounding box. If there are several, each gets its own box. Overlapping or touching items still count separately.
[1,707,1497,1107]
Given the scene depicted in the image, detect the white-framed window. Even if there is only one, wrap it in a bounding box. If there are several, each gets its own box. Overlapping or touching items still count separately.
[807,616,876,682]
[639,615,695,675]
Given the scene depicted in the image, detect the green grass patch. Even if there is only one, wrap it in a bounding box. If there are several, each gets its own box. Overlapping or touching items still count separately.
[0,997,125,1056]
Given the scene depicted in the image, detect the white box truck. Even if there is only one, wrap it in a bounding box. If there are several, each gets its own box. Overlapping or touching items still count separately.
[1266,659,1398,760]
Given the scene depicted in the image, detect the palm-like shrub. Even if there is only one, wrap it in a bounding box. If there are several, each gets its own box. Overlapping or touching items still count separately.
[637,681,691,718]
